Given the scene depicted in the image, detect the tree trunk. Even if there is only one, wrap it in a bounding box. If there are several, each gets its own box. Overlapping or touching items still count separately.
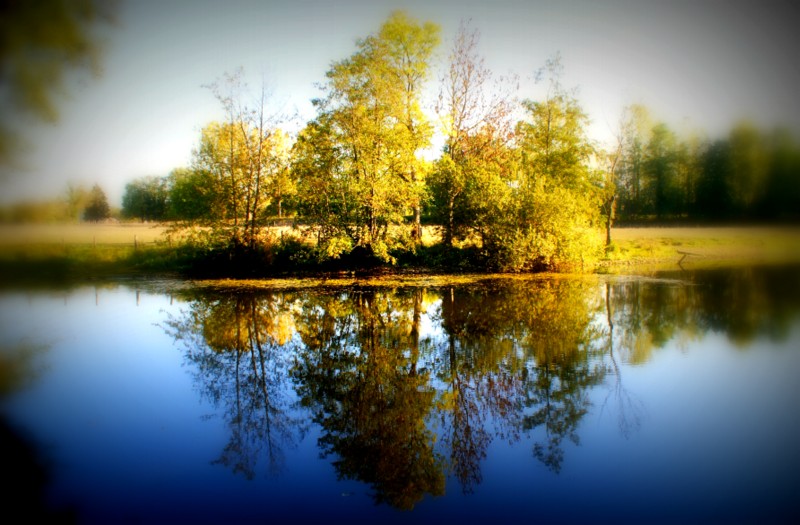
[413,205,422,242]
[445,196,455,247]
[605,195,615,247]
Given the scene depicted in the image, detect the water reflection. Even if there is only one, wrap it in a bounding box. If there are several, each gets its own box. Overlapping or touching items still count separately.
[607,265,800,364]
[430,280,607,476]
[293,289,444,510]
[0,341,78,521]
[602,282,646,439]
[0,340,49,397]
[164,265,800,510]
[165,292,305,478]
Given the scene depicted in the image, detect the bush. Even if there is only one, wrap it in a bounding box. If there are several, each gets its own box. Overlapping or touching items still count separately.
[482,180,603,272]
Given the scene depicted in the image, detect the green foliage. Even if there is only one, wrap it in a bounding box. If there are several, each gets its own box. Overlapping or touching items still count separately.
[428,132,516,249]
[517,98,594,191]
[176,71,295,251]
[0,0,115,162]
[122,175,169,221]
[106,15,800,277]
[430,21,517,248]
[168,167,219,221]
[760,128,800,221]
[64,183,90,222]
[0,199,68,223]
[293,11,440,261]
[615,104,651,221]
[82,183,110,222]
[479,55,602,272]
[483,179,602,271]
[694,139,733,220]
[613,111,800,224]
[643,123,680,220]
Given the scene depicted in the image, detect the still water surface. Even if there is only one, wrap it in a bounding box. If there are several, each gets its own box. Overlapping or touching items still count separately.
[1,266,799,524]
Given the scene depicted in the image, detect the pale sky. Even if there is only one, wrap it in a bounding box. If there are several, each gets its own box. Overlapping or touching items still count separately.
[2,0,799,206]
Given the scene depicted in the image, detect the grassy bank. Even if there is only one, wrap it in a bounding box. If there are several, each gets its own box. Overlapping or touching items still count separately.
[1,223,799,285]
[601,225,800,272]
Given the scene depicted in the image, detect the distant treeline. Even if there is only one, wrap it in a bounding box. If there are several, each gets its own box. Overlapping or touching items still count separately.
[0,183,113,223]
[612,115,800,225]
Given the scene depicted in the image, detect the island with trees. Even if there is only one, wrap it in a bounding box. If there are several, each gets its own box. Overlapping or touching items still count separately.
[2,11,800,281]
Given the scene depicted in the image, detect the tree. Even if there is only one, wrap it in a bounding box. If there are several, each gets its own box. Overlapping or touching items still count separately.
[83,183,110,222]
[264,130,295,219]
[375,12,441,242]
[517,55,595,191]
[598,144,620,248]
[728,122,767,218]
[483,55,601,271]
[64,183,90,222]
[0,0,116,163]
[643,122,679,220]
[597,105,650,247]
[674,132,704,220]
[293,11,440,261]
[616,104,651,222]
[122,175,169,222]
[761,128,800,221]
[168,167,219,221]
[190,70,292,249]
[695,139,733,220]
[428,19,517,247]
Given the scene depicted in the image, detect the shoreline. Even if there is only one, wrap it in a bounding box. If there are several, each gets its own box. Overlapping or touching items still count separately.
[1,224,799,287]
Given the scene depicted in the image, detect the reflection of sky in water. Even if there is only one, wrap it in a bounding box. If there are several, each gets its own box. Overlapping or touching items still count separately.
[591,330,800,522]
[0,276,798,524]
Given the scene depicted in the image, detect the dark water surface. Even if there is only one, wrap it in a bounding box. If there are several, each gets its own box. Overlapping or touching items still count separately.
[1,266,799,524]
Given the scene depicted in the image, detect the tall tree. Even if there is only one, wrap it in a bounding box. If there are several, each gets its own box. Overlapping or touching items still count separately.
[293,11,439,261]
[616,104,651,222]
[192,70,291,249]
[643,123,679,220]
[487,55,601,271]
[375,12,441,241]
[167,167,219,221]
[598,144,621,248]
[429,19,517,247]
[762,128,800,221]
[264,130,295,219]
[517,55,595,191]
[695,139,733,220]
[64,183,89,222]
[728,122,767,218]
[83,183,109,222]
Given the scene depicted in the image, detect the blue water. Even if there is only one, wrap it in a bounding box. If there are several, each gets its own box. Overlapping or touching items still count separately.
[1,267,798,524]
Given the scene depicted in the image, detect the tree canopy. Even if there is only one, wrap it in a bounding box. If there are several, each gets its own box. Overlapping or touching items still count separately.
[83,183,110,222]
[108,11,800,275]
[0,0,115,163]
[292,11,441,262]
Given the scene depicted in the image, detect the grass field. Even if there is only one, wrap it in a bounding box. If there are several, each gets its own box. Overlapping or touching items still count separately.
[1,222,799,276]
[604,225,800,268]
[0,222,171,246]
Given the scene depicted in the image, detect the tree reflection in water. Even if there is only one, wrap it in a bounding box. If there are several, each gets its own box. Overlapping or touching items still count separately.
[429,279,608,475]
[163,264,800,509]
[165,291,305,478]
[292,288,445,510]
[601,281,646,439]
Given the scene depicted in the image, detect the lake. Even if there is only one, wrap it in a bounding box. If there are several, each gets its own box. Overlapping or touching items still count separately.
[1,265,799,524]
